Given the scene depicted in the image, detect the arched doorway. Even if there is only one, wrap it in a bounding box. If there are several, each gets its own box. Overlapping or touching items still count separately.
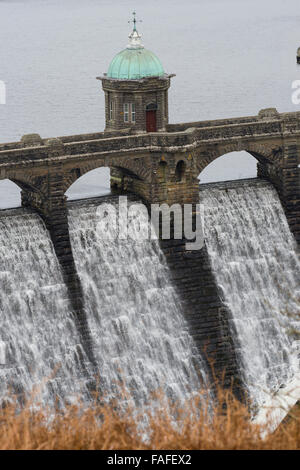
[146,103,157,132]
[198,151,257,184]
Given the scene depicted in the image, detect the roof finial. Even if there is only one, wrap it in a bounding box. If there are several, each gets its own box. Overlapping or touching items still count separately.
[127,11,143,49]
[128,11,142,33]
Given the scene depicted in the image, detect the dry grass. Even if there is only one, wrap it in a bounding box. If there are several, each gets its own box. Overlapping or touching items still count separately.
[0,386,299,450]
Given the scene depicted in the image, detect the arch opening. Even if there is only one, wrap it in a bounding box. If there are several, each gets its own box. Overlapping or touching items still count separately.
[198,151,258,184]
[65,165,144,202]
[66,167,111,201]
[146,103,157,111]
[0,179,21,209]
[175,160,186,182]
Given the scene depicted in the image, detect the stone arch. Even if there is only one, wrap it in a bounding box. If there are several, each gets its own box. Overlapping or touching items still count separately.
[11,177,45,197]
[63,159,149,195]
[146,102,158,111]
[0,174,47,211]
[194,142,281,175]
[2,169,46,194]
[63,162,103,194]
[112,157,152,182]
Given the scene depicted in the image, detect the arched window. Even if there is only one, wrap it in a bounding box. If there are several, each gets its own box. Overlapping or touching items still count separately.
[158,161,167,182]
[175,160,186,182]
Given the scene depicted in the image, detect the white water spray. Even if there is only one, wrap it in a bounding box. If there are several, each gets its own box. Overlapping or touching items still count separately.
[200,179,300,407]
[0,209,92,406]
[68,196,208,407]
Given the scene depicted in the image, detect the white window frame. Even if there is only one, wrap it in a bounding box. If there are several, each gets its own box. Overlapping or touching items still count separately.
[124,103,129,122]
[131,103,136,123]
[123,103,135,123]
[109,100,114,120]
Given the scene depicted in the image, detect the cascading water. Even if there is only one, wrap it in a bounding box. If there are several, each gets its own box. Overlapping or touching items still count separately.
[0,209,92,406]
[200,179,300,407]
[1,179,298,418]
[1,180,298,416]
[68,196,208,408]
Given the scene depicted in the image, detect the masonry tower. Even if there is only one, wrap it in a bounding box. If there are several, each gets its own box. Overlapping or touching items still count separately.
[98,13,174,133]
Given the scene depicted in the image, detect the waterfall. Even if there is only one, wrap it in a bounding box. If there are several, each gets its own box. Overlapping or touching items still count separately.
[0,209,92,406]
[0,199,207,410]
[200,179,300,407]
[1,183,299,415]
[68,196,207,408]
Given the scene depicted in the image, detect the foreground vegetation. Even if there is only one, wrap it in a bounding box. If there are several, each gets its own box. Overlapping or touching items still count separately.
[0,387,299,450]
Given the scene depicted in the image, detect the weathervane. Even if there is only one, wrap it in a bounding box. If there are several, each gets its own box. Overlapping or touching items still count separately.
[128,11,142,32]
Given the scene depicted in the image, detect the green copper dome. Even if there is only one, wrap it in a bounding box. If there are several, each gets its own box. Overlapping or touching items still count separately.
[107,18,164,80]
[107,48,164,80]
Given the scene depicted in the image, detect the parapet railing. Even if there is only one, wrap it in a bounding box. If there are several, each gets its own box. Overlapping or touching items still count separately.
[0,110,300,166]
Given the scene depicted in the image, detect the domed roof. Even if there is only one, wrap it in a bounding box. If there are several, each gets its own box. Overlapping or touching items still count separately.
[107,20,164,80]
[107,48,164,80]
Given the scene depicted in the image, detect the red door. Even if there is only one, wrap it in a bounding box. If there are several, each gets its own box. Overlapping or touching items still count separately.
[146,110,157,132]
